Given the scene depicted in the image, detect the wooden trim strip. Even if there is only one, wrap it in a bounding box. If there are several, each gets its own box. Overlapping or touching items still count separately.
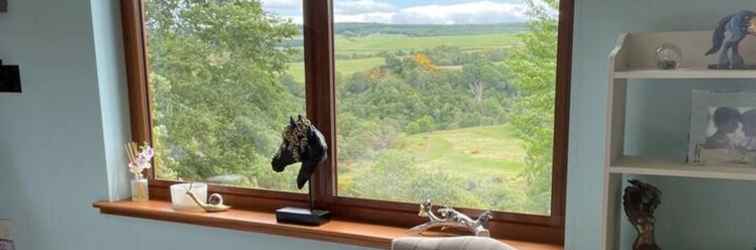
[93,200,562,250]
[548,0,575,244]
[120,0,154,181]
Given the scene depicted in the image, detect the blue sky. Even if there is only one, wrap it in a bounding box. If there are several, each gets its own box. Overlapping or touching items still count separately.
[261,0,537,24]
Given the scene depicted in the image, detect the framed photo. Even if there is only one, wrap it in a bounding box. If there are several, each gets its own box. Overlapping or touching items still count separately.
[689,90,756,166]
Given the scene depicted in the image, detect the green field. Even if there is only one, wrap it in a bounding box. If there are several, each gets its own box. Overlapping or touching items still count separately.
[340,125,526,182]
[334,33,517,55]
[286,57,385,83]
[286,32,518,83]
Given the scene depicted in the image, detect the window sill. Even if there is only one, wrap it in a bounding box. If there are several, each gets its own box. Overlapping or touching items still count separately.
[93,200,562,250]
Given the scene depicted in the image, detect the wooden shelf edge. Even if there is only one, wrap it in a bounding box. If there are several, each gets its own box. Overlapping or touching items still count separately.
[93,200,562,250]
[609,157,756,181]
[614,68,756,79]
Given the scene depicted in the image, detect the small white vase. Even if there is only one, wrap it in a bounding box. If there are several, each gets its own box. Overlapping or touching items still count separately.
[131,179,149,202]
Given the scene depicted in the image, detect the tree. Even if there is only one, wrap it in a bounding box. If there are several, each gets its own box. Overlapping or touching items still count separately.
[462,55,504,104]
[145,0,303,191]
[503,0,559,213]
[413,53,437,72]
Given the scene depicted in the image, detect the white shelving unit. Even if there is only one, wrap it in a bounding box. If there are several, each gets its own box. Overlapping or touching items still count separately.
[602,31,756,249]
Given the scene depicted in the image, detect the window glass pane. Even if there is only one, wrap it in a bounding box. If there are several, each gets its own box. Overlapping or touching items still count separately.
[144,0,307,192]
[335,0,559,215]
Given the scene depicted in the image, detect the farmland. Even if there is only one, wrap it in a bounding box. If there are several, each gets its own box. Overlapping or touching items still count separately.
[286,23,524,82]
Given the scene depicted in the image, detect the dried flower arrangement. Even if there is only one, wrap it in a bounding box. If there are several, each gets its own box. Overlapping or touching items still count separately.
[125,142,154,180]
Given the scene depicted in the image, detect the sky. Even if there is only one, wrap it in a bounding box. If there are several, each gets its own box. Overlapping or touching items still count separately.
[260,0,537,25]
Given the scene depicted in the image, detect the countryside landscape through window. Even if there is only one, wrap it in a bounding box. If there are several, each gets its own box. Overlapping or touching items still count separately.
[145,0,559,215]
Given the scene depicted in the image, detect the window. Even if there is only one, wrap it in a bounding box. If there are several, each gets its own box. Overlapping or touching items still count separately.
[122,0,571,243]
[333,1,562,216]
[143,0,307,193]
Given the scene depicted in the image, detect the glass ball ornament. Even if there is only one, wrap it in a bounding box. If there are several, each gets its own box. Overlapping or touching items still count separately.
[656,43,682,70]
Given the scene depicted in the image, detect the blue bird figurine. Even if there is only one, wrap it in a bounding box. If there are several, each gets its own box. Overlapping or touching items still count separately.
[706,10,756,69]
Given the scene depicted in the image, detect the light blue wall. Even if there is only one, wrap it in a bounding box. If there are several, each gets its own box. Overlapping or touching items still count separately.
[90,0,133,201]
[0,1,368,249]
[3,0,756,249]
[565,0,756,250]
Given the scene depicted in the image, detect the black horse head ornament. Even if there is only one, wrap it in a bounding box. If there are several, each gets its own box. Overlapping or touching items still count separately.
[272,115,328,189]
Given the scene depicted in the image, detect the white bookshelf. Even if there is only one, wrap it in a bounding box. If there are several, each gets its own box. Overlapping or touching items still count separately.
[602,31,756,249]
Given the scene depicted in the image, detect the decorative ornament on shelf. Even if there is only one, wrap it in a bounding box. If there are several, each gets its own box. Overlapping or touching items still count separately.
[271,115,330,226]
[408,200,492,237]
[655,43,682,70]
[623,179,661,250]
[169,182,230,212]
[124,142,153,202]
[705,10,756,69]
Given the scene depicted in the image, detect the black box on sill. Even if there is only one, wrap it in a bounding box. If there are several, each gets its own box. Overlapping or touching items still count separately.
[275,207,331,226]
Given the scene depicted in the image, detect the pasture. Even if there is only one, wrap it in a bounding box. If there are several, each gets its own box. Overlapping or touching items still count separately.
[338,125,527,186]
[286,32,518,82]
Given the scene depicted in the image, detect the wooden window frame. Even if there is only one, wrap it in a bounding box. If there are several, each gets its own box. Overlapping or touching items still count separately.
[120,0,572,244]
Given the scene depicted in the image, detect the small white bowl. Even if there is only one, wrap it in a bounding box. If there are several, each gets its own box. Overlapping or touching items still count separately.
[170,183,207,212]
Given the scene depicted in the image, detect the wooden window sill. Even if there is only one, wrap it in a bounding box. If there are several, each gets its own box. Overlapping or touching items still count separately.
[93,200,562,250]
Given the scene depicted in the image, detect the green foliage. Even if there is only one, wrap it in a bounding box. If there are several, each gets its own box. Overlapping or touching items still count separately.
[503,0,559,213]
[146,0,303,191]
[406,115,435,134]
[346,150,482,207]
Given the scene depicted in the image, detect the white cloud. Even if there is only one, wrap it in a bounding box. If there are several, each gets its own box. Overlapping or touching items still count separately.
[281,15,304,24]
[334,12,395,23]
[390,1,528,24]
[529,0,559,18]
[334,0,395,15]
[260,0,299,9]
[262,0,531,25]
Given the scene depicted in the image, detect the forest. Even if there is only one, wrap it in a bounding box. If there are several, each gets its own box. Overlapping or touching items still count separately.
[145,0,558,215]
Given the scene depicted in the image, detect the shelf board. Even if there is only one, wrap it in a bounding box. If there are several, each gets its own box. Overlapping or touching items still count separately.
[610,157,756,181]
[614,67,756,79]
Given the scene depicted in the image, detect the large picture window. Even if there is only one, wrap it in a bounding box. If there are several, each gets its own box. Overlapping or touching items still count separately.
[122,0,571,243]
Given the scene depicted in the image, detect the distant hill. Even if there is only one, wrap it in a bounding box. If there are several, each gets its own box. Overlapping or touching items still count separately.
[333,22,528,37]
[281,23,527,48]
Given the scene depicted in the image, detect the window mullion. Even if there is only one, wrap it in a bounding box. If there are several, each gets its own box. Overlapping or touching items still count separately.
[303,0,337,208]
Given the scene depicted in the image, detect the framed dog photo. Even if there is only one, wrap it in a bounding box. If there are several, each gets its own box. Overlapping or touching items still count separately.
[689,90,756,166]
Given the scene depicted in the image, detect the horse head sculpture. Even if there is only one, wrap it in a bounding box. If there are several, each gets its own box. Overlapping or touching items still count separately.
[623,179,661,250]
[271,115,328,189]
